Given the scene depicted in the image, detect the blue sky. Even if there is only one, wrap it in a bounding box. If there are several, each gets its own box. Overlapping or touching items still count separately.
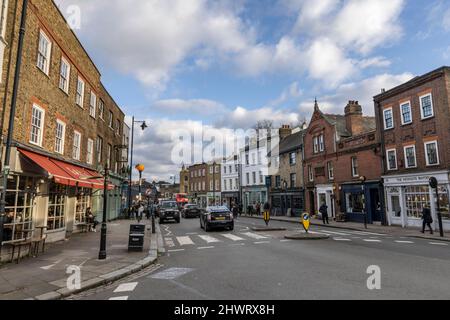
[55,0,450,181]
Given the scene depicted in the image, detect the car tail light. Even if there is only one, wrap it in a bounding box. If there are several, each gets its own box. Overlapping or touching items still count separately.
[207,214,211,221]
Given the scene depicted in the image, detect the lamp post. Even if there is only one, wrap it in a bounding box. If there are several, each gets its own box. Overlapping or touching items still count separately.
[212,161,216,206]
[127,118,148,215]
[282,179,288,216]
[359,175,367,229]
[135,164,145,203]
[98,166,110,260]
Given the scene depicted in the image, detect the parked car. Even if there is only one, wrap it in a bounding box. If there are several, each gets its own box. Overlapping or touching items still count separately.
[158,200,180,223]
[182,204,201,219]
[200,206,234,232]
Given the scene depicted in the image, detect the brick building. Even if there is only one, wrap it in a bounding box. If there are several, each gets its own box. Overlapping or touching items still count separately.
[374,66,450,231]
[188,163,207,208]
[0,0,128,256]
[206,160,221,206]
[179,165,189,195]
[304,100,384,224]
[268,126,305,217]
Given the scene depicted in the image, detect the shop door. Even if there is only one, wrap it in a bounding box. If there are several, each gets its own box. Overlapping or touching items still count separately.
[309,191,315,215]
[370,188,382,222]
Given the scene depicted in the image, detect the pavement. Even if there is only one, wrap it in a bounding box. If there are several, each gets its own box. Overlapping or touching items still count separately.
[67,217,450,300]
[241,214,450,242]
[0,219,162,300]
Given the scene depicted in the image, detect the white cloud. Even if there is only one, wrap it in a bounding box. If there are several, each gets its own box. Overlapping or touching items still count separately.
[357,56,391,69]
[152,99,226,116]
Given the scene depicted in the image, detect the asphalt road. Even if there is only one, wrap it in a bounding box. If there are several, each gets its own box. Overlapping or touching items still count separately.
[69,217,450,300]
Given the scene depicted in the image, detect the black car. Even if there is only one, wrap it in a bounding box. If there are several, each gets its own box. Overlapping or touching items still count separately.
[200,206,234,232]
[158,201,181,223]
[182,204,201,218]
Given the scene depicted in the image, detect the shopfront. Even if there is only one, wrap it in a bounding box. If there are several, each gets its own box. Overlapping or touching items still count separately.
[1,147,110,251]
[315,184,335,219]
[340,182,384,224]
[221,192,239,209]
[383,171,450,230]
[242,186,268,214]
[207,192,221,207]
[270,188,304,217]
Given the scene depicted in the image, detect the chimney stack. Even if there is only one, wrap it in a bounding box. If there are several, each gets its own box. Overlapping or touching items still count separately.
[344,100,364,135]
[279,124,292,140]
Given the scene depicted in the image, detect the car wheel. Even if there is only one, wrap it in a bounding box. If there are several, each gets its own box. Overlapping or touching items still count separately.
[176,218,181,223]
[204,222,209,232]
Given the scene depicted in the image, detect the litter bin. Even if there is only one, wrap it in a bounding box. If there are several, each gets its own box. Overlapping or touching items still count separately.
[128,224,145,252]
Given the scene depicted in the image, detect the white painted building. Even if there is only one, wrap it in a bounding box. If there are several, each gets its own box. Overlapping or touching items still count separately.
[221,154,240,209]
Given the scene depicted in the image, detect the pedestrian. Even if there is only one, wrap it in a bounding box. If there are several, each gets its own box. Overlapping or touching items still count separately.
[137,202,144,223]
[421,205,434,234]
[256,202,261,216]
[319,202,329,225]
[232,204,239,219]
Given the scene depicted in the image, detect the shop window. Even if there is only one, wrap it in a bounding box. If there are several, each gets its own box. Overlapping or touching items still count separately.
[390,195,401,217]
[437,186,449,220]
[345,193,364,213]
[2,176,35,243]
[75,188,92,224]
[405,186,430,219]
[47,184,67,230]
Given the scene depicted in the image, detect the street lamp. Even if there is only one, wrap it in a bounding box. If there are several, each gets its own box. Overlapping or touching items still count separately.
[128,117,148,215]
[135,164,145,202]
[359,175,367,229]
[212,161,216,206]
[282,179,288,216]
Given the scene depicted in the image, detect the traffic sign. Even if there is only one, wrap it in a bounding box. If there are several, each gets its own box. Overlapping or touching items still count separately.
[302,212,310,233]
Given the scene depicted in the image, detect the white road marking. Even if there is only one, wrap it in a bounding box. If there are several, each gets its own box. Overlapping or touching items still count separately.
[317,229,351,236]
[363,239,381,243]
[198,235,221,243]
[176,236,195,246]
[333,238,351,241]
[114,282,138,293]
[395,240,414,244]
[229,243,245,246]
[150,268,194,280]
[309,230,331,236]
[280,239,292,242]
[222,234,245,241]
[186,232,198,235]
[40,259,62,270]
[168,249,185,252]
[241,232,268,240]
[197,246,215,250]
[429,242,448,246]
[254,241,270,244]
[350,231,386,236]
[109,296,129,300]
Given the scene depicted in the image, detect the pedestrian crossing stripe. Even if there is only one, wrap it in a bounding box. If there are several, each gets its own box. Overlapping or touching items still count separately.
[241,232,268,240]
[198,235,222,243]
[176,236,195,246]
[222,234,245,241]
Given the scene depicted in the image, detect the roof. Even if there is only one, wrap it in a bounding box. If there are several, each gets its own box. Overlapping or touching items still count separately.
[278,130,303,155]
[322,114,376,138]
[374,66,450,101]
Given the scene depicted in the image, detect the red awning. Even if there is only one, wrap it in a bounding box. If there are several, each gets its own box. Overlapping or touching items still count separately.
[19,149,114,190]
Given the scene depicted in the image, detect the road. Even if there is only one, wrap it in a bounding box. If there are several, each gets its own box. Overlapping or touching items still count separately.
[69,217,450,300]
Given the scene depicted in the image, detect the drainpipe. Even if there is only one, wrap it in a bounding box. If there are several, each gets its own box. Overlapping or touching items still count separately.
[0,0,29,243]
[375,99,388,226]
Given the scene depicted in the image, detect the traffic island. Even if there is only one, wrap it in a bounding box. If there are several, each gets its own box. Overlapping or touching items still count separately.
[285,232,329,240]
[251,227,287,232]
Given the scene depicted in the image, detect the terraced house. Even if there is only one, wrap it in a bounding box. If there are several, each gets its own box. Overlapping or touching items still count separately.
[0,0,128,260]
[374,66,450,231]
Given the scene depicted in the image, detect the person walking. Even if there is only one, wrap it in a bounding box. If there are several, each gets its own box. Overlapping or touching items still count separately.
[319,202,329,225]
[137,202,144,223]
[421,205,434,234]
[232,204,239,220]
[256,202,261,216]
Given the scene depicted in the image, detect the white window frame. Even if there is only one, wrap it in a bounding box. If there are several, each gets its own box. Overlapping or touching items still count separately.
[386,149,398,171]
[59,57,70,93]
[327,161,334,180]
[30,104,45,147]
[424,140,440,166]
[89,91,97,118]
[403,145,417,169]
[319,134,324,152]
[87,138,94,165]
[98,99,105,120]
[73,131,81,160]
[37,30,51,75]
[351,157,358,177]
[419,93,434,120]
[76,77,85,108]
[55,120,66,154]
[400,101,412,125]
[383,107,394,130]
[308,165,314,182]
[313,137,319,153]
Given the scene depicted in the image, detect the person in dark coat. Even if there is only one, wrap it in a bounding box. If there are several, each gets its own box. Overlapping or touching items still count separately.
[421,206,433,234]
[319,203,329,225]
[232,204,239,219]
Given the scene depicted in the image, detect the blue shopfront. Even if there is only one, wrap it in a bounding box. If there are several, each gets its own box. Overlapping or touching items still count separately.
[340,181,385,224]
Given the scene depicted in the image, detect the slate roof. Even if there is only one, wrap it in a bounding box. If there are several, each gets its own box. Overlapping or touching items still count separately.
[278,130,303,155]
[322,114,376,139]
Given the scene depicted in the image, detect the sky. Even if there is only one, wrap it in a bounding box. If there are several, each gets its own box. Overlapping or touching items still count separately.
[54,0,450,182]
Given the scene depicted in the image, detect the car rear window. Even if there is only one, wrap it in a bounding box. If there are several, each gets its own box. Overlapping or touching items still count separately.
[210,210,230,215]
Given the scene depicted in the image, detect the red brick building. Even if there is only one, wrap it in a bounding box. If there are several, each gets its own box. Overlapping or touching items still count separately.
[374,66,450,231]
[304,100,384,224]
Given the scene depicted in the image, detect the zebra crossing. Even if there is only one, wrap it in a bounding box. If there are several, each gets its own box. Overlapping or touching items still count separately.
[165,232,272,251]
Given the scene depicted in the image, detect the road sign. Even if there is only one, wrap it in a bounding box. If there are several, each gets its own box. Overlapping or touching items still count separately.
[302,212,310,233]
[263,211,270,226]
[145,188,152,196]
